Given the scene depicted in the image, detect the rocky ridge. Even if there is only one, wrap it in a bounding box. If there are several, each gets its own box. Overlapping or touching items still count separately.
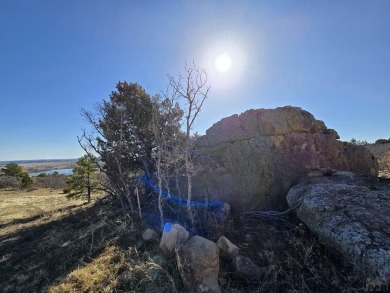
[194,106,378,211]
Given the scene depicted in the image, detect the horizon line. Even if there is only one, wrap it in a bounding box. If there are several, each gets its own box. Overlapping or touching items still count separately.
[0,158,78,164]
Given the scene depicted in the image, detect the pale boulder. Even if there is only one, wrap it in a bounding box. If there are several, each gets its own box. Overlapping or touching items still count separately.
[159,223,189,256]
[175,235,221,293]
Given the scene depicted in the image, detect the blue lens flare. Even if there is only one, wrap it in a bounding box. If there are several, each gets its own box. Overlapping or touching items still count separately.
[164,222,172,232]
[139,174,223,208]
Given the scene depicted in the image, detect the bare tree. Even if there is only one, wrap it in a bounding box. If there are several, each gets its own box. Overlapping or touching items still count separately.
[151,95,184,227]
[168,62,210,226]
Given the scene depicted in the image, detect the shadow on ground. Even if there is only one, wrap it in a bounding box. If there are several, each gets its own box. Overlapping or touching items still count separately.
[0,199,134,292]
[0,205,79,230]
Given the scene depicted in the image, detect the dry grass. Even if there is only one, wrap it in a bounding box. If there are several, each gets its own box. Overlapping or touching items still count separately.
[0,187,371,292]
[0,188,95,244]
[0,188,127,293]
[220,215,367,292]
[0,188,85,225]
[49,246,126,293]
[0,188,184,293]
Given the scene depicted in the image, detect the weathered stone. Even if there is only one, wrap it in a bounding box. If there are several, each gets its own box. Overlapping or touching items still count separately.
[193,106,378,211]
[175,235,221,293]
[142,228,160,243]
[216,236,239,262]
[366,143,390,178]
[231,255,263,281]
[287,171,390,282]
[159,223,189,257]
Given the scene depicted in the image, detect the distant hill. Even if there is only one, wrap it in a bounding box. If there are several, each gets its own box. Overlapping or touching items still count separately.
[0,159,78,173]
[0,159,77,165]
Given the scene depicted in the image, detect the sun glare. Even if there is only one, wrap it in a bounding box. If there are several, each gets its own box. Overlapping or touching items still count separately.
[215,53,232,72]
[202,39,247,92]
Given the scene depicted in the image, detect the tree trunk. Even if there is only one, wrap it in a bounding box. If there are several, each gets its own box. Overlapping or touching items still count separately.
[87,185,91,203]
[157,151,164,228]
[117,193,127,215]
[124,188,135,214]
[175,167,182,208]
[185,149,194,227]
[158,181,164,228]
[187,173,194,227]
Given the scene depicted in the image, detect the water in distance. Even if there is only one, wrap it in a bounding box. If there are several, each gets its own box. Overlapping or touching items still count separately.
[29,168,73,177]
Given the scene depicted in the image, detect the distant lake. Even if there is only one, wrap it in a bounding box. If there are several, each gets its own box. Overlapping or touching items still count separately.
[29,168,73,177]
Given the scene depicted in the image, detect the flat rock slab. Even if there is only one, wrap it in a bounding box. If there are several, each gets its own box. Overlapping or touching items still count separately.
[287,171,390,282]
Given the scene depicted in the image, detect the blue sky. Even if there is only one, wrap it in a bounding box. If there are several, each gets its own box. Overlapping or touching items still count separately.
[1,1,389,160]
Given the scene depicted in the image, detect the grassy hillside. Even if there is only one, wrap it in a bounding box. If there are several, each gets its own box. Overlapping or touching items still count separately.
[0,187,370,292]
[0,189,182,292]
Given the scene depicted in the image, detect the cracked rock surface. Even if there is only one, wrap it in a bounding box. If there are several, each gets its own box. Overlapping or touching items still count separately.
[193,106,378,211]
[287,171,390,281]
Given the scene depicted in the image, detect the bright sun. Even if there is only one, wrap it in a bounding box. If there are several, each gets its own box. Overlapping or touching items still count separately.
[215,53,232,72]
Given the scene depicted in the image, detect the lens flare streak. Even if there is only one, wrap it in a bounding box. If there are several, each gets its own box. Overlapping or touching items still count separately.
[139,175,222,208]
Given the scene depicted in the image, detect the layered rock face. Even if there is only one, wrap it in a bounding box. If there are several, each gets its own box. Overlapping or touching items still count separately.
[287,171,390,282]
[195,106,378,211]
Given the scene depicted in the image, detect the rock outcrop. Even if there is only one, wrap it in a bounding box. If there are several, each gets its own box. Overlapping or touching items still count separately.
[175,235,221,293]
[194,106,378,211]
[287,170,390,282]
[365,143,390,178]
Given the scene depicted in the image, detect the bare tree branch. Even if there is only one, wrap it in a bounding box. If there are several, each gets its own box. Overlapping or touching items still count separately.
[167,61,210,228]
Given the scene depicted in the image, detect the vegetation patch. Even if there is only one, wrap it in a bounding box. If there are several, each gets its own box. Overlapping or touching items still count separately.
[0,187,374,292]
[49,246,125,293]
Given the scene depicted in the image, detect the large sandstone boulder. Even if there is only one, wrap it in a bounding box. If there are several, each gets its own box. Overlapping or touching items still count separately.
[193,106,378,211]
[175,235,221,293]
[287,171,390,282]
